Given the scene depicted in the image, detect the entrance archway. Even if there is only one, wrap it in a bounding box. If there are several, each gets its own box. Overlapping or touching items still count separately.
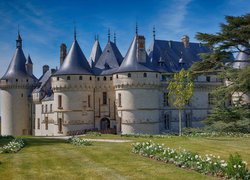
[100,118,110,130]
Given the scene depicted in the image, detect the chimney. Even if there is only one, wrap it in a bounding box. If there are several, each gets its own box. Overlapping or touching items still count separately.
[136,35,146,63]
[43,65,49,74]
[60,43,67,66]
[181,35,189,48]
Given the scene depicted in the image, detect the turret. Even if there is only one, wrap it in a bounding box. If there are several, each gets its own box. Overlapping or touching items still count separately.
[0,32,37,135]
[43,65,49,74]
[88,36,102,67]
[114,33,160,134]
[26,55,33,75]
[51,30,95,135]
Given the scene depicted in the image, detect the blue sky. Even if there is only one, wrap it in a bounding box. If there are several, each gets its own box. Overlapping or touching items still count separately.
[0,0,250,78]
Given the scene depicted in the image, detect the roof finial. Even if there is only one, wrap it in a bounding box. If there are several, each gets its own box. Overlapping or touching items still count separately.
[74,26,76,41]
[136,22,138,35]
[108,28,110,42]
[16,24,22,48]
[153,26,156,40]
[114,32,116,44]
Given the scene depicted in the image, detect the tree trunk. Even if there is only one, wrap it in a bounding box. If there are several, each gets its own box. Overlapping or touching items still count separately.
[179,109,182,136]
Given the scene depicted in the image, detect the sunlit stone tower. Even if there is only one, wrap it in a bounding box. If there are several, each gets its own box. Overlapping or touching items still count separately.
[0,32,37,135]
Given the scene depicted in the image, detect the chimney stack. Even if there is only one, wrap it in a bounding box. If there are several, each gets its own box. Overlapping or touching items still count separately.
[43,65,49,74]
[60,43,67,66]
[136,35,146,63]
[181,35,189,48]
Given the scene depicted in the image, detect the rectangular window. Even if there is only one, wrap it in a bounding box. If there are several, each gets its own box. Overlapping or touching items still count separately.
[42,105,44,113]
[185,113,191,128]
[45,104,48,113]
[50,104,52,112]
[37,118,40,129]
[208,93,213,105]
[118,93,122,107]
[45,117,48,130]
[103,92,107,105]
[206,76,211,82]
[164,114,170,130]
[163,92,169,106]
[58,95,62,109]
[88,95,91,107]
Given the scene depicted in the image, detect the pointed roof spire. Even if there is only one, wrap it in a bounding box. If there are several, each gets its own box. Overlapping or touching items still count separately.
[26,54,33,64]
[153,26,156,40]
[108,28,110,42]
[136,22,138,35]
[74,25,77,41]
[114,32,116,44]
[16,25,22,48]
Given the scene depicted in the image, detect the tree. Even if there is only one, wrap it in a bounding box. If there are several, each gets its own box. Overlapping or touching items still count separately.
[191,13,250,72]
[190,14,250,132]
[167,69,194,136]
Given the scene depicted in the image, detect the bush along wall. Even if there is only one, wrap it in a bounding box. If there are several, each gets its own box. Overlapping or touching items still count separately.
[0,138,25,153]
[132,141,249,179]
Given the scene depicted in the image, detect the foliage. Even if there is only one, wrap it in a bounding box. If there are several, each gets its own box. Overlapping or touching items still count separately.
[0,138,25,153]
[192,14,250,72]
[132,141,250,179]
[85,131,102,136]
[68,137,93,146]
[167,69,194,109]
[0,135,14,140]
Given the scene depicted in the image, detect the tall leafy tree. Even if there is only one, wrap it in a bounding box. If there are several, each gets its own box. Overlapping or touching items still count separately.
[167,69,194,136]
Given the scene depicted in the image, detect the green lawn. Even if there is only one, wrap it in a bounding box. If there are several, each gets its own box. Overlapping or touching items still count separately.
[0,135,249,180]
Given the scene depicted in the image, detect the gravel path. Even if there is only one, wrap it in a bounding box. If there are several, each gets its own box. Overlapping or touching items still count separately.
[41,136,132,143]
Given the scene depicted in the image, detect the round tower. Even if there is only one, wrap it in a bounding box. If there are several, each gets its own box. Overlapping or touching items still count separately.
[51,34,95,135]
[113,35,161,134]
[0,32,37,135]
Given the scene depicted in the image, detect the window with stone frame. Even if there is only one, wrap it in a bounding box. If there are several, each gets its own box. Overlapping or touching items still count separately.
[118,93,122,107]
[185,113,192,128]
[45,117,49,130]
[58,95,62,109]
[163,92,169,106]
[88,95,91,107]
[103,92,107,105]
[37,118,40,129]
[164,114,170,130]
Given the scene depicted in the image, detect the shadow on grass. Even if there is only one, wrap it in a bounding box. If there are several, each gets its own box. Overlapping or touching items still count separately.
[23,137,67,147]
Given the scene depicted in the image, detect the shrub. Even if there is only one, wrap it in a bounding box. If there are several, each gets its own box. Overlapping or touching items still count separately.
[68,137,93,146]
[0,135,14,140]
[132,141,249,179]
[85,131,102,136]
[0,138,25,153]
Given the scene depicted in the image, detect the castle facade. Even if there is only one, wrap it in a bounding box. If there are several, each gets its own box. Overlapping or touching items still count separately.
[0,30,248,136]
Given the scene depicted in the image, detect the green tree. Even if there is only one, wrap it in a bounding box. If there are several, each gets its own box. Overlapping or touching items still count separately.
[167,69,194,136]
[190,13,250,132]
[191,13,250,72]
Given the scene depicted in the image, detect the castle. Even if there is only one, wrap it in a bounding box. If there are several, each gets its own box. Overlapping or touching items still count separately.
[0,29,249,136]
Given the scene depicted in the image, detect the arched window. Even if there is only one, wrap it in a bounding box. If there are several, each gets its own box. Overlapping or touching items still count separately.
[143,73,147,78]
[128,73,131,78]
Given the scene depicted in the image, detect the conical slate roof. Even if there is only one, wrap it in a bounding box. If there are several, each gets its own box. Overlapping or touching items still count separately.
[88,40,102,67]
[117,36,155,73]
[26,55,33,64]
[1,34,32,80]
[94,41,123,70]
[233,47,250,69]
[55,40,92,75]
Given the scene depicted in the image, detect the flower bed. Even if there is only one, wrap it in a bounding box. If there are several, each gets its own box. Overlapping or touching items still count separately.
[68,137,93,146]
[132,141,249,179]
[0,138,25,153]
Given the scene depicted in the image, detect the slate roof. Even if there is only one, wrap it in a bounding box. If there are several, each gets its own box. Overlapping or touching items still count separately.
[55,40,92,75]
[33,69,56,93]
[233,47,250,69]
[147,39,211,72]
[116,36,155,73]
[88,40,102,67]
[93,41,123,75]
[1,34,36,80]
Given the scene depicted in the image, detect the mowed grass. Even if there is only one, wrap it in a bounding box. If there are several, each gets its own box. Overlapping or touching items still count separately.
[0,136,249,180]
